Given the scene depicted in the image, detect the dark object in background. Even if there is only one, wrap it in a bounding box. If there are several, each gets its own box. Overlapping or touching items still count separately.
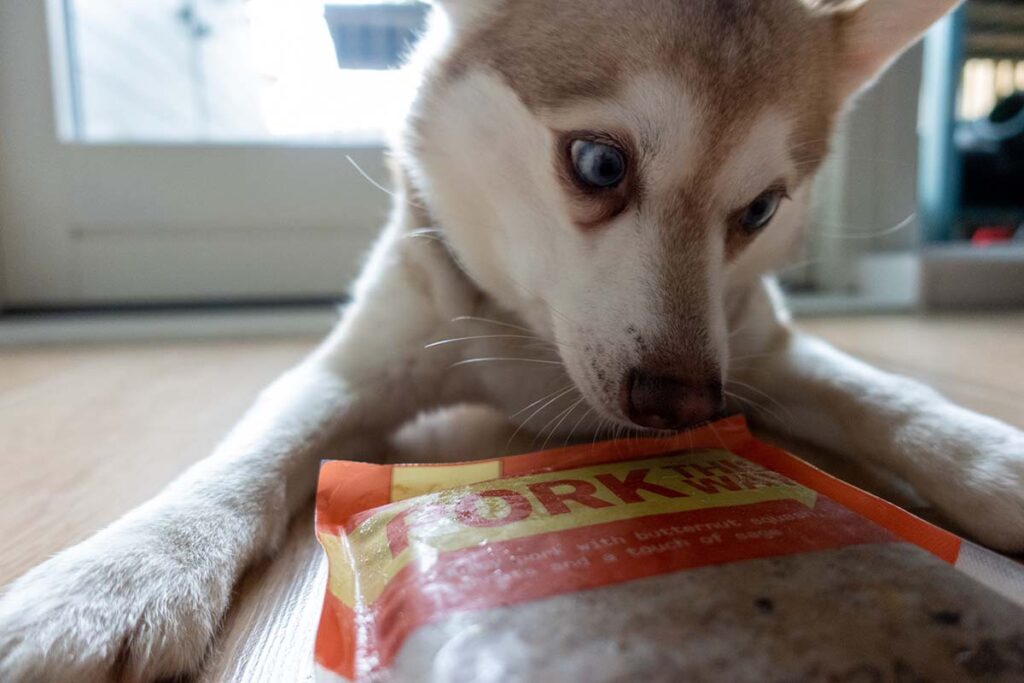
[958,92,1024,208]
[324,3,430,70]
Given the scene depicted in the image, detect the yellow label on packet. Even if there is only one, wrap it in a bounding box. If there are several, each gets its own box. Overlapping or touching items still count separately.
[331,449,813,608]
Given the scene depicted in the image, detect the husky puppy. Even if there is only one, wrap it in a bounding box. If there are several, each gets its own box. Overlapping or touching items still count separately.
[2,1,1020,681]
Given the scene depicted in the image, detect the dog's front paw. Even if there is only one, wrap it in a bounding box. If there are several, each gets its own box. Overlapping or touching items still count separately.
[0,521,233,683]
[956,452,1024,554]
[908,418,1024,553]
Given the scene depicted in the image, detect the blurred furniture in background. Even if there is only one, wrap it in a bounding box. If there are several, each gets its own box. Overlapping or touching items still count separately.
[916,0,1024,308]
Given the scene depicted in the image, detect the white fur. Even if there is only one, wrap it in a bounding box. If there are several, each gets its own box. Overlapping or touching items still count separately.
[1,1,1017,681]
[414,70,733,421]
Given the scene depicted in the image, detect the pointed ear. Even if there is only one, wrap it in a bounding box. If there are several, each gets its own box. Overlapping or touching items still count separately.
[830,0,964,97]
[430,0,503,32]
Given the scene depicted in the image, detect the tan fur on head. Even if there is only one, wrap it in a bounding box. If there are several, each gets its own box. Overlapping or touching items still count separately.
[435,0,965,107]
[406,0,966,427]
[433,0,847,184]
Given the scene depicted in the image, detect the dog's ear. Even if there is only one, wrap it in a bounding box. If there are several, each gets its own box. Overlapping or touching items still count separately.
[818,0,964,97]
[431,0,503,32]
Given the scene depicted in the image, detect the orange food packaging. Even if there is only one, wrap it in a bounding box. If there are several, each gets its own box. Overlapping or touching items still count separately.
[314,416,1024,683]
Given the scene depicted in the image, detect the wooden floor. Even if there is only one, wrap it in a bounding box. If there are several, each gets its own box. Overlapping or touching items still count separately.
[0,312,1021,681]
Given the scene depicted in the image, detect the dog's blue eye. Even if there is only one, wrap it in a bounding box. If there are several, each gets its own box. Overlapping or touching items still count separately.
[571,140,626,189]
[740,189,784,233]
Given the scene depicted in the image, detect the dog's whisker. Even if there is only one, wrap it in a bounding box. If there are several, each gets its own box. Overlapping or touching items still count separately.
[598,417,613,449]
[451,316,537,334]
[725,389,785,427]
[728,322,753,339]
[509,384,575,421]
[541,397,586,452]
[612,421,625,444]
[345,155,426,210]
[532,393,576,449]
[545,303,583,332]
[614,421,630,454]
[426,334,547,349]
[564,405,595,449]
[728,389,795,439]
[787,137,834,152]
[708,421,729,452]
[405,229,447,245]
[450,316,583,355]
[521,342,564,356]
[590,416,609,454]
[506,386,577,452]
[450,357,565,369]
[726,380,792,422]
[817,213,916,241]
[517,336,571,352]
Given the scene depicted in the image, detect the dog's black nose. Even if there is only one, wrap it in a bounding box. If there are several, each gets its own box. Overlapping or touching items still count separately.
[623,371,723,431]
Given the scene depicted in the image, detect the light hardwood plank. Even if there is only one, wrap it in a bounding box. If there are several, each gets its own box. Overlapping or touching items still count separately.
[0,339,317,585]
[0,313,1020,681]
[801,313,1024,429]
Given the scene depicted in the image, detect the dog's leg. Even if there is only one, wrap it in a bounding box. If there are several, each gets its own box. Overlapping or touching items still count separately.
[0,230,472,682]
[729,281,1024,552]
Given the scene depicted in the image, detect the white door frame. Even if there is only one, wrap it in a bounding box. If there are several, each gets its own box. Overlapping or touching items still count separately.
[0,0,389,309]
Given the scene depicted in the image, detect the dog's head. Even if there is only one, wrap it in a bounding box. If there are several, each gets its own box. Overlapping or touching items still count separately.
[406,0,961,431]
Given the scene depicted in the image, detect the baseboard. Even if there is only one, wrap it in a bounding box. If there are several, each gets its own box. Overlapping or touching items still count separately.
[788,251,921,316]
[0,305,338,346]
[922,243,1024,309]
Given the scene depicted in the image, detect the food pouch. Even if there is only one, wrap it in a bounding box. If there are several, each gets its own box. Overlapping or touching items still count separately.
[315,416,1024,683]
